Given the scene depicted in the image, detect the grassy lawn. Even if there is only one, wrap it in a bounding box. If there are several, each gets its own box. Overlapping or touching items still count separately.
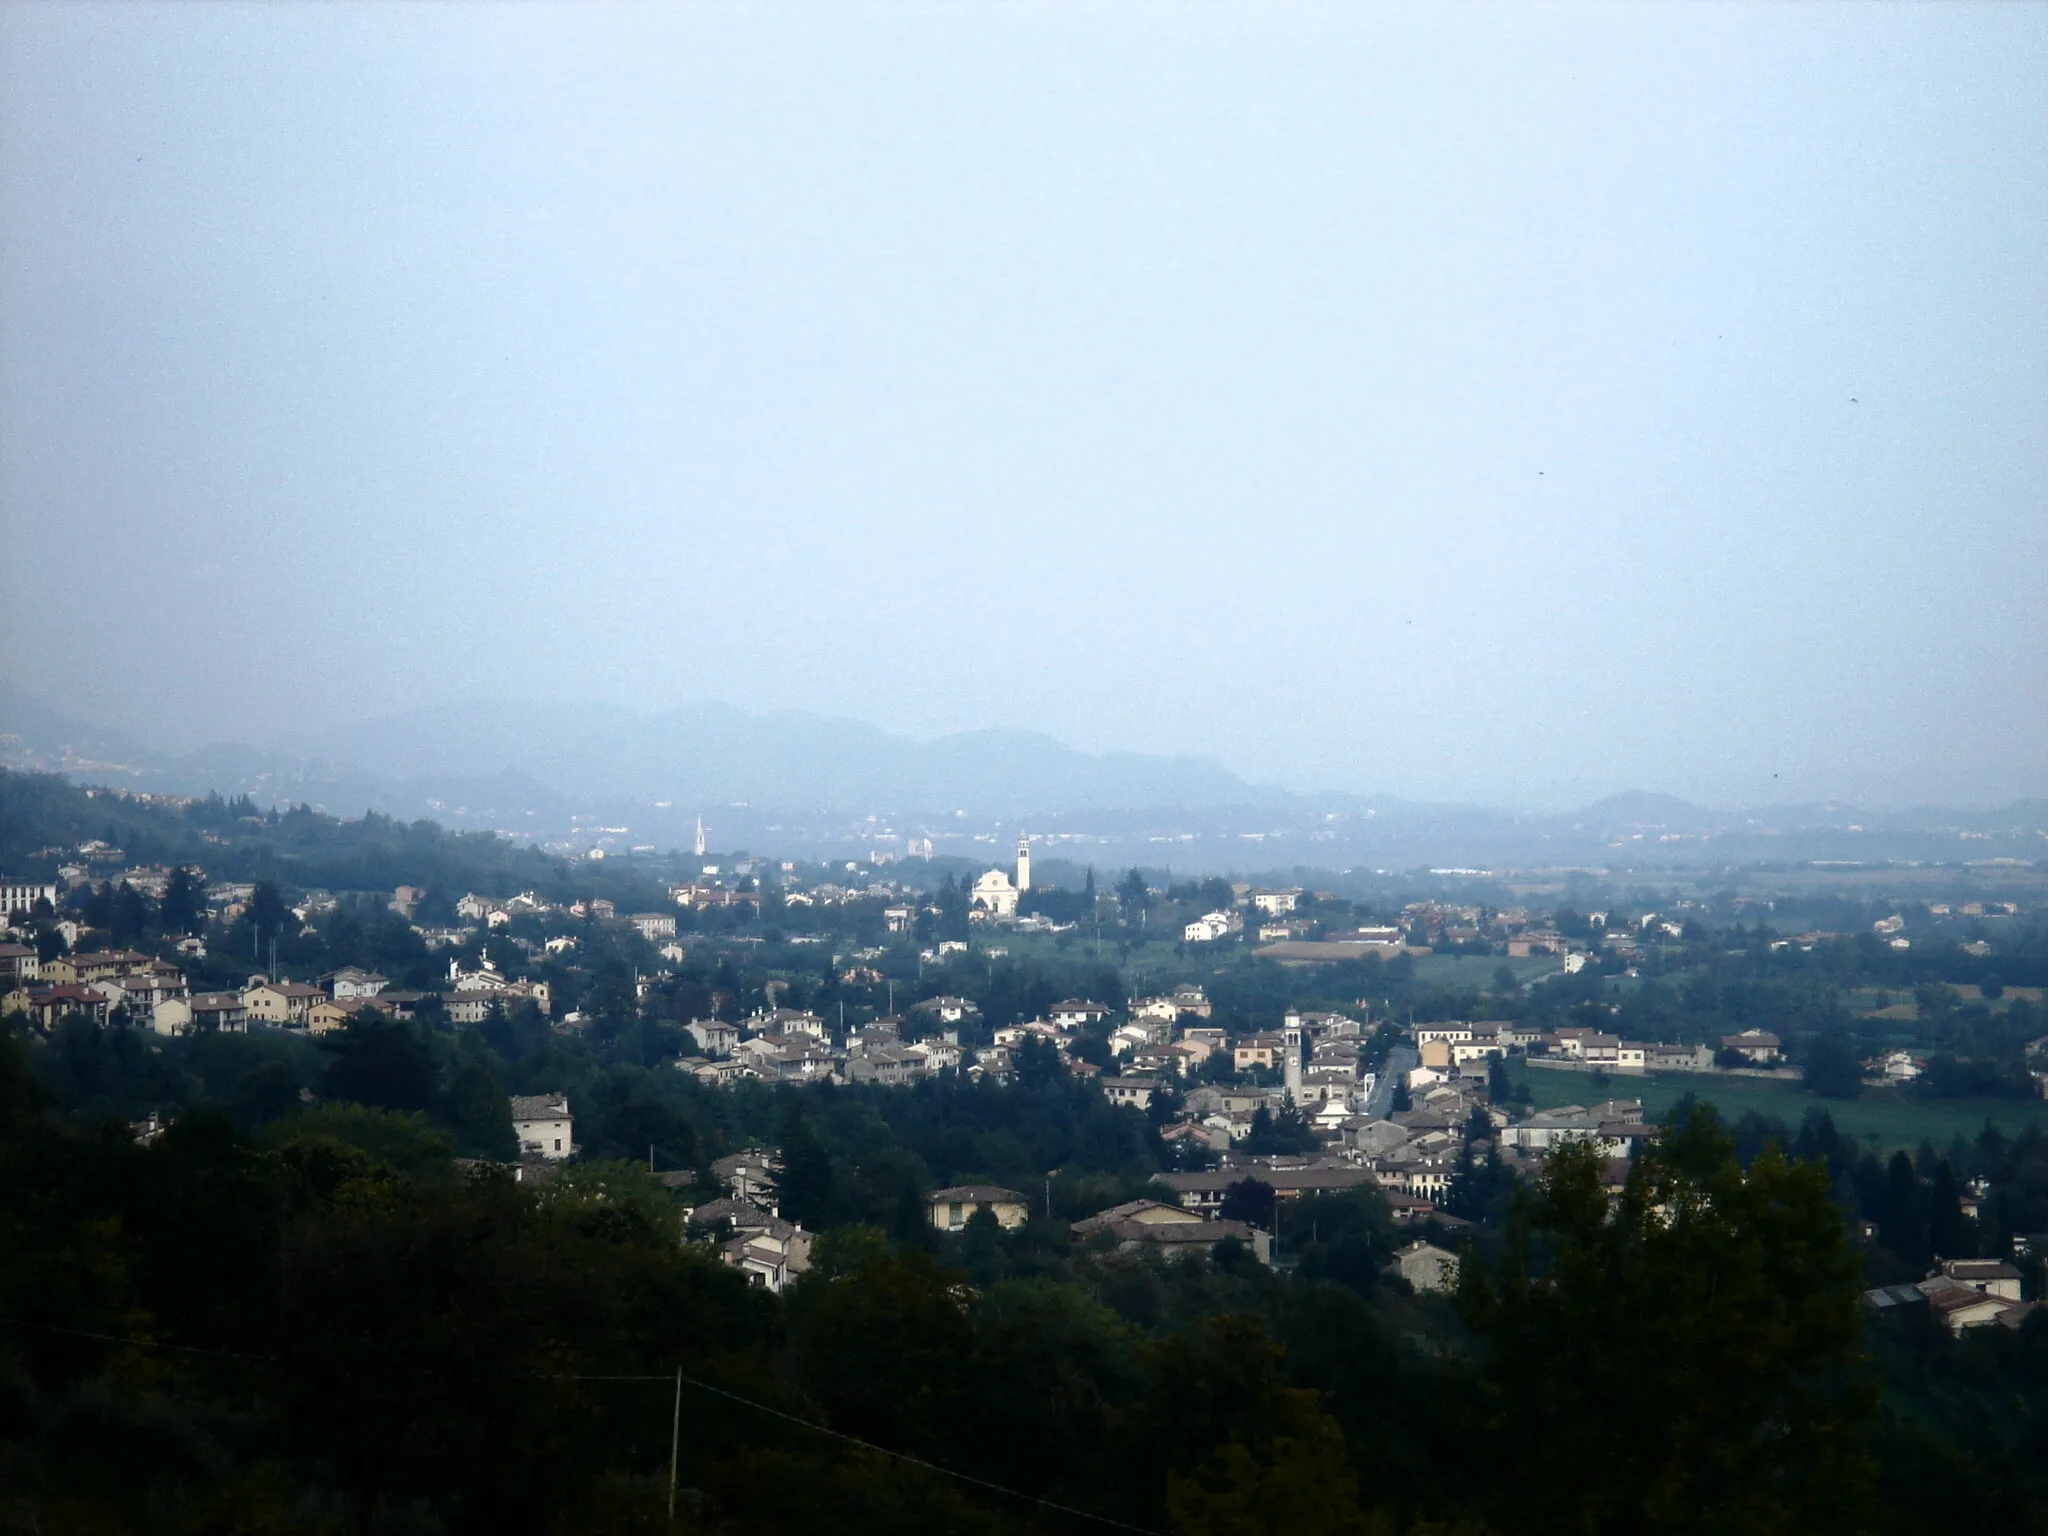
[1411,953,1553,991]
[983,931,1183,977]
[1509,1061,2048,1154]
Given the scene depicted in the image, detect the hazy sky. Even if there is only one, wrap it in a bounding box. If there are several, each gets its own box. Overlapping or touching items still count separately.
[3,3,2043,808]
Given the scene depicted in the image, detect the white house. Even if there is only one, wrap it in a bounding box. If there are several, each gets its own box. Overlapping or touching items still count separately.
[151,997,194,1037]
[324,967,388,1000]
[1051,999,1112,1030]
[0,880,58,917]
[510,1093,574,1160]
[688,1019,739,1056]
[1101,1076,1161,1112]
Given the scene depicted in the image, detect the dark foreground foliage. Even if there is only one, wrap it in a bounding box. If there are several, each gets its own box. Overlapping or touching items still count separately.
[3,1025,2045,1536]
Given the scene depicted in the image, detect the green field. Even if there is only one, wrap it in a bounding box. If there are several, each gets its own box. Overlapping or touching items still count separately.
[1510,1061,2048,1154]
[1412,953,1556,990]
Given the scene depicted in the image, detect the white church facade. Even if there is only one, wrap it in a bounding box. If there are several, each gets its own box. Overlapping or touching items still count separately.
[970,836,1031,921]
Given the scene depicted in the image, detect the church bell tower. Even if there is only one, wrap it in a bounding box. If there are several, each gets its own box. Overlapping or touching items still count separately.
[1015,834,1031,893]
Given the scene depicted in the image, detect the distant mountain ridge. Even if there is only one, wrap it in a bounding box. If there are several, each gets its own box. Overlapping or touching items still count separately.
[4,682,2045,872]
[276,698,1277,814]
[1,684,1284,817]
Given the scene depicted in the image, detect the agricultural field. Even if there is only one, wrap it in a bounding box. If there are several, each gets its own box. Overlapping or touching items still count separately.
[1509,1060,2048,1154]
[1410,952,1556,990]
[1845,983,2044,1020]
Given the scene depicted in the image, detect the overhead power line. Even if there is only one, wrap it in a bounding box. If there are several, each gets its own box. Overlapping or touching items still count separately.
[0,1317,1163,1535]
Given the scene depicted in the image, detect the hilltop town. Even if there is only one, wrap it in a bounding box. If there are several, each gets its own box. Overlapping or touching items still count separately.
[6,770,2046,1316]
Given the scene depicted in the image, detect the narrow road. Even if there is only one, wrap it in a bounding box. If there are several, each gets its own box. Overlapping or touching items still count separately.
[1367,1045,1417,1117]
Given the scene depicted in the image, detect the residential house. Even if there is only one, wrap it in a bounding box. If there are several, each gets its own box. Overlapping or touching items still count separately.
[189,992,247,1033]
[1919,1277,2027,1333]
[1647,1041,1714,1071]
[711,1149,781,1209]
[929,1185,1031,1232]
[1721,1030,1782,1065]
[510,1093,574,1160]
[151,997,194,1036]
[1938,1258,2023,1301]
[1108,1017,1163,1053]
[443,995,495,1025]
[1233,1033,1285,1073]
[1105,1214,1271,1264]
[1051,999,1112,1030]
[1101,1077,1161,1112]
[689,1059,760,1088]
[909,1038,962,1073]
[1171,985,1213,1018]
[687,1019,739,1057]
[629,912,677,941]
[685,1197,812,1294]
[1251,888,1301,915]
[0,943,41,985]
[1070,1198,1202,1240]
[498,978,551,1016]
[1378,1159,1454,1203]
[1414,1023,1475,1048]
[1577,1034,1621,1066]
[109,963,188,1016]
[757,1008,829,1042]
[846,1045,925,1086]
[242,979,327,1028]
[306,997,372,1033]
[43,950,149,986]
[1158,1163,1379,1216]
[324,967,389,999]
[449,958,508,993]
[1125,1050,1180,1080]
[17,983,112,1029]
[1550,1027,1597,1059]
[1498,1107,1626,1154]
[1387,1240,1459,1293]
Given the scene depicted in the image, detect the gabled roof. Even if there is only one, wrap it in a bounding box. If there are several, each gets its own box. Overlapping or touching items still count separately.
[930,1184,1028,1204]
[1071,1199,1198,1237]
